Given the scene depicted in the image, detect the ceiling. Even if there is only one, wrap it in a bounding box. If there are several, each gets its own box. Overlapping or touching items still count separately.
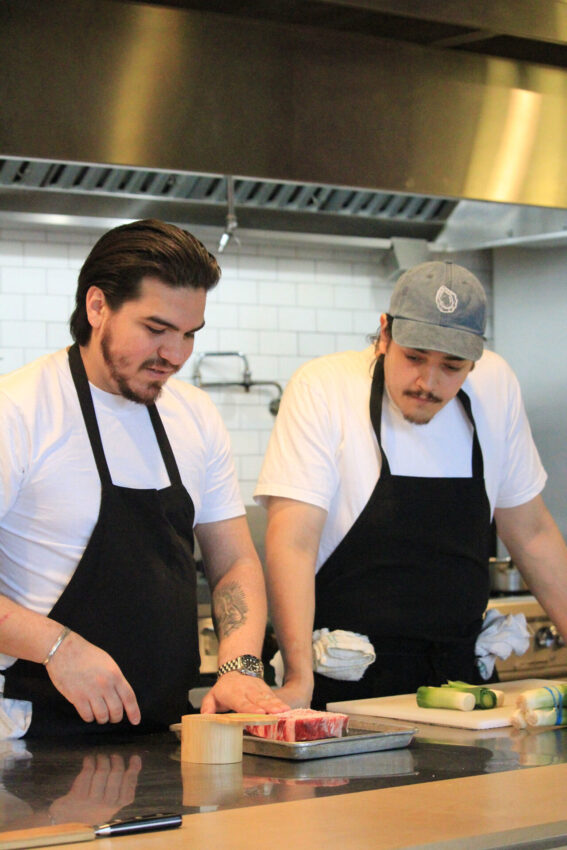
[3,0,567,252]
[117,0,567,68]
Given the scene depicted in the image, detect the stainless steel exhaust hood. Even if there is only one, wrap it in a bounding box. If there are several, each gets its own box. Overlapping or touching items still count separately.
[0,157,455,242]
[2,0,567,250]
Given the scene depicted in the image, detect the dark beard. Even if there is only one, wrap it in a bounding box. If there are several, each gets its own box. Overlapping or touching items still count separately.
[100,332,164,406]
[116,376,163,406]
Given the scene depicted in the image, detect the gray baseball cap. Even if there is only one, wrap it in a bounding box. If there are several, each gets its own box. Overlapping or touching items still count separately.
[389,261,487,361]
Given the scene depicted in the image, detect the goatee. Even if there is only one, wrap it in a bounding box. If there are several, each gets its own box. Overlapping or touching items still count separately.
[101,332,165,405]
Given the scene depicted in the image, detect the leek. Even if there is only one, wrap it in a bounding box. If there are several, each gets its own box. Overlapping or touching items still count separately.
[513,684,567,729]
[516,684,567,712]
[416,686,475,711]
[524,708,567,728]
[443,680,503,709]
[511,709,528,730]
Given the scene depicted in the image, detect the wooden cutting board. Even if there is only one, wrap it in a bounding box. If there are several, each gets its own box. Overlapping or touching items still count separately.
[327,678,567,730]
[0,823,94,849]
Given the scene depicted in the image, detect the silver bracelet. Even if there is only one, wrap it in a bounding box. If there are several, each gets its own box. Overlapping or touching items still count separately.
[42,626,71,666]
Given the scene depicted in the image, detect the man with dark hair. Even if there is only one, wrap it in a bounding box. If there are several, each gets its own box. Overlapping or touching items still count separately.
[0,219,287,736]
[69,218,221,347]
[256,261,567,709]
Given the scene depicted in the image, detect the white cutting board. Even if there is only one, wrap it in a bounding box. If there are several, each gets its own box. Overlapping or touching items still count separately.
[327,679,567,730]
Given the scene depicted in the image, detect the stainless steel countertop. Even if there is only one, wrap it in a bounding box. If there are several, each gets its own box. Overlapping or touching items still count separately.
[1,719,566,834]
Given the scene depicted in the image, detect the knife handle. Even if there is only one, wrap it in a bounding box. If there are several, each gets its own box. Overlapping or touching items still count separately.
[95,813,182,837]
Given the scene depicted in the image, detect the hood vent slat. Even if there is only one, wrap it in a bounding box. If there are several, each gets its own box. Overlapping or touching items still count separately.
[0,156,456,238]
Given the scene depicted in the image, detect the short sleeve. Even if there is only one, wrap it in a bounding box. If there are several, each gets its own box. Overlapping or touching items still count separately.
[196,398,244,524]
[0,391,27,522]
[492,364,547,509]
[255,367,339,510]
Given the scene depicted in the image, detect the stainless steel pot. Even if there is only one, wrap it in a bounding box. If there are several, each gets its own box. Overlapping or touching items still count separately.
[489,557,529,594]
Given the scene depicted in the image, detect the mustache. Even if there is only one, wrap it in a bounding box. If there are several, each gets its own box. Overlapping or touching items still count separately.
[403,390,442,404]
[140,356,178,373]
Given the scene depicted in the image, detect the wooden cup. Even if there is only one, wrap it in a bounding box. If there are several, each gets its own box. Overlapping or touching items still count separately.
[181,714,278,764]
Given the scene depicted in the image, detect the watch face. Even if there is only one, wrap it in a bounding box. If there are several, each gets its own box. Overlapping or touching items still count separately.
[240,655,264,676]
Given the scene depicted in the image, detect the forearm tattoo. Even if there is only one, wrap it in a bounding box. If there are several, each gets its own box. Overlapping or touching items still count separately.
[212,581,248,638]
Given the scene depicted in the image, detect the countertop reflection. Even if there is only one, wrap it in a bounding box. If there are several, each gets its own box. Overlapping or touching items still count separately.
[2,722,567,834]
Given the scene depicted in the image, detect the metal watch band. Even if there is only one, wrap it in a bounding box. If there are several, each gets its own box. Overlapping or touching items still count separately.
[216,654,264,679]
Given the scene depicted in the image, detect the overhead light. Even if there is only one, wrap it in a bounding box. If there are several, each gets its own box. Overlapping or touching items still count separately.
[218,176,240,253]
[218,230,231,251]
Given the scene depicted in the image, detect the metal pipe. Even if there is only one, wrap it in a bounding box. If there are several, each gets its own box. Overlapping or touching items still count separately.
[192,351,251,387]
[191,351,282,414]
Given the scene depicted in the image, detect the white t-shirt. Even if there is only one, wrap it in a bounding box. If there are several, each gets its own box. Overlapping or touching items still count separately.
[0,348,243,625]
[255,346,547,572]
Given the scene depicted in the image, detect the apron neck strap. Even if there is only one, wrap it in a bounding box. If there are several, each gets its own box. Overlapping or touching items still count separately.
[456,385,484,479]
[370,355,390,476]
[370,353,484,479]
[147,404,182,485]
[67,343,182,487]
[68,343,112,485]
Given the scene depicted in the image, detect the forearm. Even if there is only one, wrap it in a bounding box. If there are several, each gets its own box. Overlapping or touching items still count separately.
[211,556,268,664]
[514,533,567,640]
[0,594,65,664]
[0,592,141,724]
[267,551,315,687]
[197,515,271,663]
[265,498,327,691]
[196,516,290,714]
[495,496,567,640]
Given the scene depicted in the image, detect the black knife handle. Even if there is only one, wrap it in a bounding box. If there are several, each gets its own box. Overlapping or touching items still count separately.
[95,813,182,837]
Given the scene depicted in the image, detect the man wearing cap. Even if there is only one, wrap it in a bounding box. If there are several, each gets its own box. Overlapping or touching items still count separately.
[255,261,567,709]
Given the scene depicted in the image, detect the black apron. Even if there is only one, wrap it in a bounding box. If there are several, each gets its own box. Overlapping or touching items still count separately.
[312,355,492,709]
[4,344,200,735]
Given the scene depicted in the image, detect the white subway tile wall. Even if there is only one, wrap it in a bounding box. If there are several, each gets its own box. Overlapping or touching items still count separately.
[0,225,492,503]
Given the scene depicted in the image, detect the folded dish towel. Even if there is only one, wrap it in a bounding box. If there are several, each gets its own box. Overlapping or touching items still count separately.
[0,675,32,739]
[475,608,531,681]
[312,628,377,681]
[270,628,376,686]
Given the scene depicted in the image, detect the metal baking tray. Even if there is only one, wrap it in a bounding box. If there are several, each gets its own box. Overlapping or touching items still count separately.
[242,722,416,761]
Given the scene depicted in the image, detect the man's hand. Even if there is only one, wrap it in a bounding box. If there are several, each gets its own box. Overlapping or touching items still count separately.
[200,672,290,715]
[270,676,313,709]
[48,753,141,825]
[46,631,141,726]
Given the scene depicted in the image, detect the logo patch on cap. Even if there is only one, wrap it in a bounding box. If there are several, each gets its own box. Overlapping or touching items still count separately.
[435,285,458,314]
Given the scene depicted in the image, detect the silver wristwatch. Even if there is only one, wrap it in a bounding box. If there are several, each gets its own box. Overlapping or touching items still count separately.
[216,654,264,679]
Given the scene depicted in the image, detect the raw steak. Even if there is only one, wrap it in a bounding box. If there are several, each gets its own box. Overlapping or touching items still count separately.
[245,708,349,742]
